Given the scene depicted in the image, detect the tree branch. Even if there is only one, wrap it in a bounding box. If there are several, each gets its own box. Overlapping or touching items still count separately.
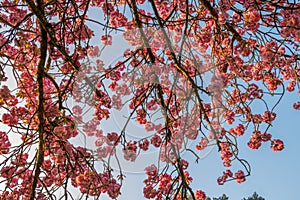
[29,0,47,199]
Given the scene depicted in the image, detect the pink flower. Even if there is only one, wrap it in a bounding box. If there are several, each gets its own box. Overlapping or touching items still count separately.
[271,139,284,151]
[229,124,245,136]
[106,132,120,146]
[87,46,100,58]
[145,164,158,178]
[235,170,246,183]
[107,183,121,199]
[143,184,157,199]
[96,146,108,158]
[123,141,137,162]
[2,113,18,126]
[195,190,206,200]
[196,137,208,150]
[244,9,260,32]
[100,35,112,46]
[262,111,276,123]
[0,131,11,154]
[144,122,155,132]
[151,134,162,148]
[95,137,106,147]
[139,139,150,151]
[293,102,300,110]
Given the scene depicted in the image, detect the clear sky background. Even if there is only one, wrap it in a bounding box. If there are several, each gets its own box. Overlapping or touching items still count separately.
[87,14,300,199]
[95,90,299,200]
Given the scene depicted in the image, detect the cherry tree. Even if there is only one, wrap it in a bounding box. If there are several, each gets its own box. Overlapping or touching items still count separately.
[0,0,299,199]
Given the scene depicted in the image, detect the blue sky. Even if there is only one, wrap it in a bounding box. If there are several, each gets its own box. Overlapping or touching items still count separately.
[95,90,299,200]
[85,11,300,198]
[86,22,300,199]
